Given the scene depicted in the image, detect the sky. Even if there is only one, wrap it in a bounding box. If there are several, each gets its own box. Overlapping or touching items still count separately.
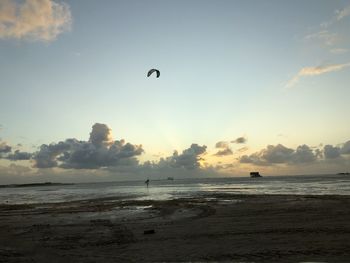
[0,0,350,183]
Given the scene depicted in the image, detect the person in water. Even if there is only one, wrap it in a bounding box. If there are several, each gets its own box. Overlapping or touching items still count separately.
[145,179,150,188]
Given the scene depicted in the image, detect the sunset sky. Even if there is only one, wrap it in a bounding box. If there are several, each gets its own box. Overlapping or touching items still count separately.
[0,0,350,183]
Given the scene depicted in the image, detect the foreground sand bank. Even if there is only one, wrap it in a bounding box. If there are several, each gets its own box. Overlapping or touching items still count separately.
[1,194,350,262]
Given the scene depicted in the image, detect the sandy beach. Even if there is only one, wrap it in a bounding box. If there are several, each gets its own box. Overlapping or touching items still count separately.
[1,194,350,262]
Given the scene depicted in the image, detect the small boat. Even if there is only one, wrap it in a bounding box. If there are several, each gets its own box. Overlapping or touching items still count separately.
[250,172,262,178]
[167,177,174,180]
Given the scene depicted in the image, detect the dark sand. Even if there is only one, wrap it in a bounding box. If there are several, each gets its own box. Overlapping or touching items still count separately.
[1,194,350,262]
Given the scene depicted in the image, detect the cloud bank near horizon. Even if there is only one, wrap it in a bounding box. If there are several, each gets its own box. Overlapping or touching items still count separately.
[1,123,350,183]
[239,141,350,166]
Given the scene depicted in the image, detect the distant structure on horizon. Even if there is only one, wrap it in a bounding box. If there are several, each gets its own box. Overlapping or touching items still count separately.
[337,172,350,175]
[250,172,262,178]
[167,177,174,181]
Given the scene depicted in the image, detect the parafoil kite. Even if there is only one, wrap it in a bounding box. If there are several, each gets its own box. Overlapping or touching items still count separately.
[147,69,160,78]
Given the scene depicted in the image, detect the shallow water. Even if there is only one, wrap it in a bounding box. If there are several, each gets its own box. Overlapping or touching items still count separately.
[1,174,350,204]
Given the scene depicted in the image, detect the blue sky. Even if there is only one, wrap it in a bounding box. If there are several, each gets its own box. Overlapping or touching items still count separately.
[0,0,350,182]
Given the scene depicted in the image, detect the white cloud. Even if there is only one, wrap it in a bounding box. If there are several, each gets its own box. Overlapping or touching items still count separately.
[336,5,350,21]
[0,0,71,42]
[320,4,350,28]
[305,30,339,46]
[298,63,350,76]
[286,63,350,88]
[330,48,349,54]
[307,4,350,54]
[214,147,233,157]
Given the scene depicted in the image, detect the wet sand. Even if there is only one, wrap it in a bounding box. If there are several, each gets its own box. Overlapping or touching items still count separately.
[1,194,350,262]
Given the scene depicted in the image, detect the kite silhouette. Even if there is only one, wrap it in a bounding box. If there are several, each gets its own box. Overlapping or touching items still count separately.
[147,69,160,78]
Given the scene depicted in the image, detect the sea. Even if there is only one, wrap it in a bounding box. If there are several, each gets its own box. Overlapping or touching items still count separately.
[1,174,350,204]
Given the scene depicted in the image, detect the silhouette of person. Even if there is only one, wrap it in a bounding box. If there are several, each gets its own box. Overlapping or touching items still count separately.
[145,179,150,188]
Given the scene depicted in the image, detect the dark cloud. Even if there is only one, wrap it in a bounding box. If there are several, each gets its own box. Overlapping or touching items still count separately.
[89,123,113,146]
[231,136,247,144]
[260,144,294,164]
[33,124,144,169]
[341,140,350,155]
[0,141,11,153]
[239,152,267,166]
[34,141,71,168]
[215,141,229,148]
[237,146,249,153]
[239,144,318,166]
[315,148,323,159]
[214,148,233,156]
[292,144,317,163]
[6,150,32,161]
[161,143,207,170]
[59,139,143,169]
[215,141,233,157]
[323,145,341,159]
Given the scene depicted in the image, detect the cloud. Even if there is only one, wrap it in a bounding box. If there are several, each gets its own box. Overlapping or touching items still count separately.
[89,123,113,147]
[306,4,350,56]
[286,63,350,88]
[33,141,71,168]
[239,144,318,166]
[319,4,350,28]
[215,141,229,148]
[330,48,349,54]
[161,143,207,170]
[0,140,32,161]
[0,141,11,153]
[341,140,350,155]
[6,150,32,161]
[0,0,71,42]
[239,140,350,167]
[59,139,143,169]
[2,121,350,183]
[336,5,350,21]
[1,163,33,177]
[214,140,235,157]
[239,152,267,166]
[298,63,350,75]
[216,137,247,148]
[33,123,144,169]
[237,146,249,153]
[2,124,208,173]
[305,30,339,46]
[315,148,323,159]
[231,136,247,144]
[293,144,318,163]
[2,134,350,183]
[324,145,341,159]
[214,148,233,156]
[257,144,294,164]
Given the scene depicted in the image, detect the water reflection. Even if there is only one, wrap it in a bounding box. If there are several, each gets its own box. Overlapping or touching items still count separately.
[1,174,350,204]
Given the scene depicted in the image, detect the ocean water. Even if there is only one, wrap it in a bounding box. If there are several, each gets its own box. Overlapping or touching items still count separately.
[1,174,350,204]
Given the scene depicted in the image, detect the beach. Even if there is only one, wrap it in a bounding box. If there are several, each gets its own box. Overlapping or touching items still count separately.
[1,193,350,262]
